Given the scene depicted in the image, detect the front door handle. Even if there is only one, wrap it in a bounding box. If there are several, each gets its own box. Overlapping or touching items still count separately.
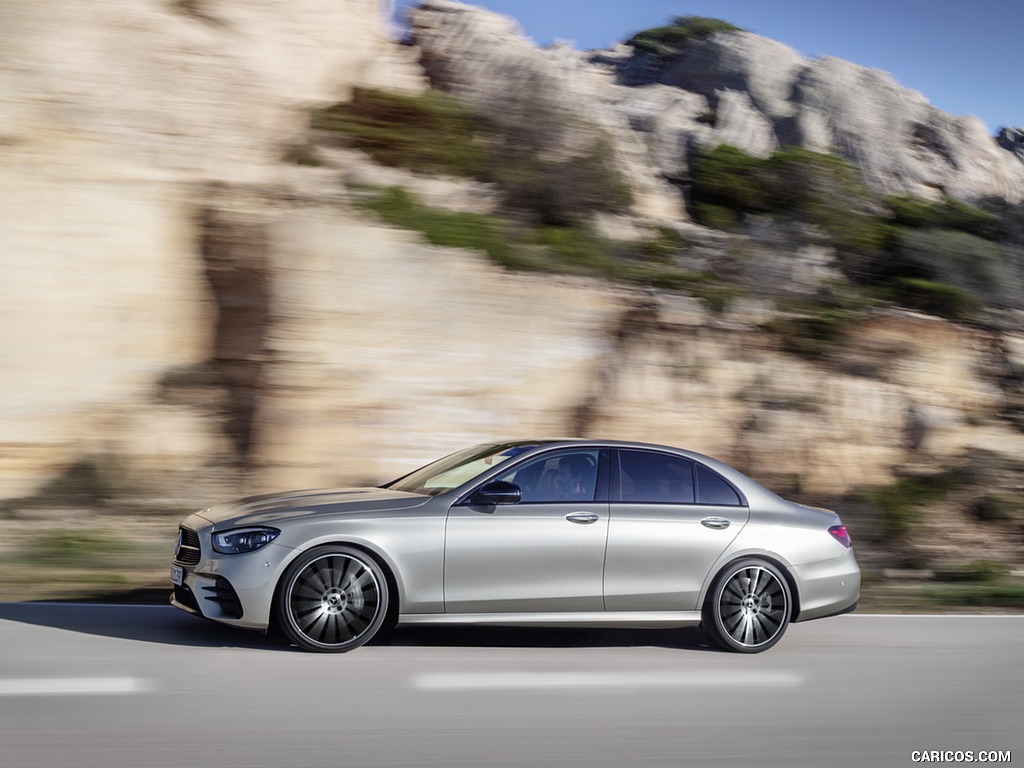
[701,517,731,530]
[565,511,600,525]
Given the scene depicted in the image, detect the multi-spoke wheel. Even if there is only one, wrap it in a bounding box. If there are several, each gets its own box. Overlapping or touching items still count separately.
[276,545,389,653]
[701,559,791,653]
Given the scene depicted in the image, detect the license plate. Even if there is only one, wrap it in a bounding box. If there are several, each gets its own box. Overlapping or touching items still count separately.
[170,565,184,586]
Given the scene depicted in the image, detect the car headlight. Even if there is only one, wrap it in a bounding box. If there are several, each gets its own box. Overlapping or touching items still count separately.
[212,527,280,555]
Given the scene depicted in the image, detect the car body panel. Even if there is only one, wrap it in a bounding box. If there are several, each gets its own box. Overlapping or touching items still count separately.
[604,503,749,611]
[444,500,609,612]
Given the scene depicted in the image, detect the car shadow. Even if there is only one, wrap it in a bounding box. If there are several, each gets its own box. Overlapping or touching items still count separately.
[382,623,714,651]
[0,600,715,653]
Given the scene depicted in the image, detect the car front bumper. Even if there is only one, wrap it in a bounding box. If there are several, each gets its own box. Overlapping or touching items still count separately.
[170,514,295,631]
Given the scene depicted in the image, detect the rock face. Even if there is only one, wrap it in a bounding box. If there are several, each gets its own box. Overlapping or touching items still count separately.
[998,127,1024,163]
[408,1,687,219]
[2,0,1024,511]
[789,58,1024,201]
[409,1,1024,204]
[0,0,422,498]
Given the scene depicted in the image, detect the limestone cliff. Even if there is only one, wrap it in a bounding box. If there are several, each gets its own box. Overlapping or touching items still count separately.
[2,0,1023,521]
[409,1,1024,204]
[0,0,422,499]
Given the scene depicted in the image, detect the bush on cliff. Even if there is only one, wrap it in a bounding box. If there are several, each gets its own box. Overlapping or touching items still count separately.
[626,16,743,57]
[314,87,632,227]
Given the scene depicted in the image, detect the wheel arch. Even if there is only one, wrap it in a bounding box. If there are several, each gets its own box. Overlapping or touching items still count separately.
[701,551,801,622]
[270,539,403,633]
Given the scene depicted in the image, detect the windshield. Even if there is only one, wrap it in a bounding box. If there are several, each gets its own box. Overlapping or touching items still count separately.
[385,443,538,496]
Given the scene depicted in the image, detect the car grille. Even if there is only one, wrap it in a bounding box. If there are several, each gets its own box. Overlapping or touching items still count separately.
[173,583,200,613]
[174,526,201,565]
[202,577,244,619]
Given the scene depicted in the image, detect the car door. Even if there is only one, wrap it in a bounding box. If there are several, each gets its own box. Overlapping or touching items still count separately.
[603,448,749,611]
[443,448,609,613]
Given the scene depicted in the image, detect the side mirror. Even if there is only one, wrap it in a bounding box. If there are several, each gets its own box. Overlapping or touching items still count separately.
[468,480,522,506]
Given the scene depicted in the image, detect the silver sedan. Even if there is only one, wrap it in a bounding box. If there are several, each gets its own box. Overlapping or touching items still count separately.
[170,440,859,653]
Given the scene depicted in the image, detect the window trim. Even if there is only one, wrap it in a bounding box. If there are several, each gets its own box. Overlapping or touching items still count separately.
[455,447,611,506]
[611,448,747,507]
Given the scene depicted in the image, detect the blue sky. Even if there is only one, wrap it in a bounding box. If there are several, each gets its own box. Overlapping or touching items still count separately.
[392,0,1022,135]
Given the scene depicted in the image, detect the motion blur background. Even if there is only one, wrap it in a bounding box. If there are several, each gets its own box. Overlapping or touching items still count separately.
[1,0,1022,610]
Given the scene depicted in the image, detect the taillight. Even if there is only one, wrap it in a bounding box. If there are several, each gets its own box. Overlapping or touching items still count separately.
[828,524,852,548]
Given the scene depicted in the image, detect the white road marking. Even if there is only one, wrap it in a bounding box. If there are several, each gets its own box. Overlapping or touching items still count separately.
[414,670,803,691]
[839,618,1024,622]
[0,677,151,697]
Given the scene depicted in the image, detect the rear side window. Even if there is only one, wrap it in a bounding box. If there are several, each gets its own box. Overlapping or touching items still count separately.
[618,450,743,506]
[695,463,742,506]
[619,450,695,504]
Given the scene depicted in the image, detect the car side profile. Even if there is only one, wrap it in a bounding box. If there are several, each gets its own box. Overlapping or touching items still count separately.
[171,440,859,653]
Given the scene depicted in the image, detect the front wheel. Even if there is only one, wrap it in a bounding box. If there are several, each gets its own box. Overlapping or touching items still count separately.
[701,559,791,653]
[276,545,389,653]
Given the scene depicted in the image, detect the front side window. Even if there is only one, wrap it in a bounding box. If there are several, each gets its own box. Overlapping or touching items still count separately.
[498,450,600,503]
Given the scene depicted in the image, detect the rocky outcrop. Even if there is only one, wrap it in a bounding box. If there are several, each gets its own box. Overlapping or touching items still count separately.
[998,127,1024,163]
[409,1,1024,204]
[3,0,1024,512]
[407,1,686,219]
[790,58,1024,201]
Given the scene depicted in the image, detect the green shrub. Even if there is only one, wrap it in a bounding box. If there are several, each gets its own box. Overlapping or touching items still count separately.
[887,195,1000,240]
[922,583,1024,608]
[25,530,144,569]
[689,144,771,217]
[490,137,633,226]
[317,87,633,227]
[970,494,1021,522]
[940,560,1011,582]
[357,187,732,300]
[888,277,979,320]
[688,145,886,259]
[692,203,743,231]
[527,226,618,273]
[357,187,522,267]
[282,143,325,167]
[480,83,634,226]
[626,16,742,57]
[862,477,946,538]
[312,88,490,178]
[766,308,852,361]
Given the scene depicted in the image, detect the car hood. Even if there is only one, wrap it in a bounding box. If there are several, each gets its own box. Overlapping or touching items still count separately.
[194,487,431,529]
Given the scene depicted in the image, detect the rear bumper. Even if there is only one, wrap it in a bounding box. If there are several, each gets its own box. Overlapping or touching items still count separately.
[792,548,861,622]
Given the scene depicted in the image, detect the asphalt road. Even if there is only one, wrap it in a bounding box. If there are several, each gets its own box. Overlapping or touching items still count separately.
[0,603,1020,768]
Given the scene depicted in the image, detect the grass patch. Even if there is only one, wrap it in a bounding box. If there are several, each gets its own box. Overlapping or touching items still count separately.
[358,187,736,306]
[11,530,154,570]
[921,582,1024,609]
[357,187,525,267]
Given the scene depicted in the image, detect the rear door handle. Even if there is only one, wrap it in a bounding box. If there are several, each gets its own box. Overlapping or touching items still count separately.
[701,517,731,530]
[565,511,600,525]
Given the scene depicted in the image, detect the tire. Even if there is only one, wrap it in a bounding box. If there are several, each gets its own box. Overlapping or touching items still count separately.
[276,545,389,653]
[700,558,791,653]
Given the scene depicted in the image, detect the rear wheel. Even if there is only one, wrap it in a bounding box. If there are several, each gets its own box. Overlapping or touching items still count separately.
[701,559,791,653]
[276,545,388,653]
